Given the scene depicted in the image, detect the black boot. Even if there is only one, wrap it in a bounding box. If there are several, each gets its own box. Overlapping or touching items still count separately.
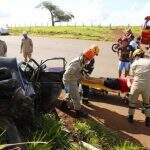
[75,110,88,118]
[128,115,133,123]
[145,117,150,127]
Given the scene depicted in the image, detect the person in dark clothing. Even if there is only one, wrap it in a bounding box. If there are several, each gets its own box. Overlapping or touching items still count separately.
[82,76,133,94]
[103,77,131,93]
[124,28,135,42]
[117,46,132,77]
[81,59,95,104]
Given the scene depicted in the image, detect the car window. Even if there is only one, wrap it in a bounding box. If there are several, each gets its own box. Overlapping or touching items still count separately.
[145,20,150,29]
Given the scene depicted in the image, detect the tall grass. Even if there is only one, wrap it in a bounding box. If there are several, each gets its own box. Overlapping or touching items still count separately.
[0,115,71,150]
[114,141,141,150]
[27,114,71,150]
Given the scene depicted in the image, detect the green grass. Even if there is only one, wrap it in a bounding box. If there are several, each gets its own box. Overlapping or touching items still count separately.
[73,120,142,150]
[27,114,71,150]
[11,26,142,41]
[114,141,141,150]
[0,115,144,150]
[0,115,71,150]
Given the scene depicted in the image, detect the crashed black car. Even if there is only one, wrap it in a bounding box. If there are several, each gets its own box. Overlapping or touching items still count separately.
[0,57,66,148]
[19,57,66,113]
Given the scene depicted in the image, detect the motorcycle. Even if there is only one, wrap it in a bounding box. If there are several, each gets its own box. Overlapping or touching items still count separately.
[112,37,129,52]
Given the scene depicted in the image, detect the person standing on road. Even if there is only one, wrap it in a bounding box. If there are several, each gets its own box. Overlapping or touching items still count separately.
[62,45,100,118]
[118,46,132,77]
[128,49,150,127]
[0,39,7,57]
[20,31,33,62]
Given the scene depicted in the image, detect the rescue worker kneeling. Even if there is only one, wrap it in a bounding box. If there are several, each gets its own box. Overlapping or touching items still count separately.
[62,45,100,118]
[128,49,150,126]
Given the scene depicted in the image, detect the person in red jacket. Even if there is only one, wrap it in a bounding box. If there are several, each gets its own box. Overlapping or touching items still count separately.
[102,76,132,93]
[81,76,133,105]
[82,76,133,93]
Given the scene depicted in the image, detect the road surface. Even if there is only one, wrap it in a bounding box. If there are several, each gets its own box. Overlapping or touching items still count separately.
[1,35,118,77]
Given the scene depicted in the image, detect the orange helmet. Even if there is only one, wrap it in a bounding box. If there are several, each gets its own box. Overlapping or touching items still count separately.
[83,49,95,61]
[83,45,100,60]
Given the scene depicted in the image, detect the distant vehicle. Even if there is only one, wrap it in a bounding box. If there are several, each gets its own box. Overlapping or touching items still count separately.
[141,16,150,47]
[112,37,129,52]
[0,26,9,35]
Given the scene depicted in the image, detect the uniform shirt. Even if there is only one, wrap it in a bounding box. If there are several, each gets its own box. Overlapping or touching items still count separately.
[129,40,139,50]
[0,40,7,56]
[130,57,150,84]
[63,56,84,82]
[21,37,33,53]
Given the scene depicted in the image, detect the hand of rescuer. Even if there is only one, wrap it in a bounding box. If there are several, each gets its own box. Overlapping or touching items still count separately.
[126,76,133,88]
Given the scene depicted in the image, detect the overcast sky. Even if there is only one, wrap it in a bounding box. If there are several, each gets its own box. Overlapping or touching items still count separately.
[0,0,150,26]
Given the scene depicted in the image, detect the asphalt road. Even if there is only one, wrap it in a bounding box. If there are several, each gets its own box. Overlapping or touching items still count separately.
[0,35,118,77]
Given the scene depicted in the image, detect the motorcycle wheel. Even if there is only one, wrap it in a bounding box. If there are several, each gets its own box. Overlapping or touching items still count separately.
[112,43,119,52]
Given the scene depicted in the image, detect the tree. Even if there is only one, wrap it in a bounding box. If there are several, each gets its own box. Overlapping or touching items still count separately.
[36,1,74,26]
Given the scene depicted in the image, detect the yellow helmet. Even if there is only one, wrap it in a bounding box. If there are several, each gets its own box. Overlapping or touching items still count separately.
[90,45,100,56]
[133,49,144,57]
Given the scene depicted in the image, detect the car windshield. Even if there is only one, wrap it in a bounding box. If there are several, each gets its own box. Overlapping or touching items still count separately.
[145,20,150,29]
